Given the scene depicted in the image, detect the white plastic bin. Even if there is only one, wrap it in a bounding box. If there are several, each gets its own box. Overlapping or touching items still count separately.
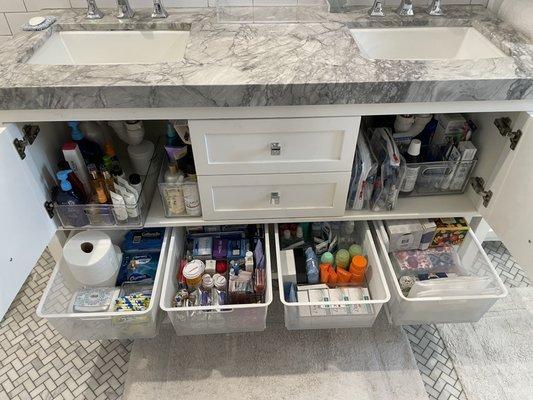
[36,229,170,340]
[160,225,273,336]
[372,220,508,325]
[275,221,390,330]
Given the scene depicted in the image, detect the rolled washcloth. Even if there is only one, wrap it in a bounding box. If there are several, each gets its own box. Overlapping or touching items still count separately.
[22,16,57,32]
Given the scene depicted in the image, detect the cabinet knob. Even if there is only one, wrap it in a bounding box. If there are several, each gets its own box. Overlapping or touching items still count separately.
[270,142,281,156]
[270,192,280,205]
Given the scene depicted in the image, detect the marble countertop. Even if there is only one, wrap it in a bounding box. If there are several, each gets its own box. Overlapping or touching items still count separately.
[0,5,531,110]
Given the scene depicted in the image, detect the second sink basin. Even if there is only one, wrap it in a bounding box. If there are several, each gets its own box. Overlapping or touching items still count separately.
[27,30,190,65]
[350,27,506,61]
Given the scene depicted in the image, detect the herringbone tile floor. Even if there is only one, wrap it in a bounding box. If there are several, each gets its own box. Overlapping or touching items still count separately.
[0,250,131,400]
[404,240,531,400]
[0,241,529,400]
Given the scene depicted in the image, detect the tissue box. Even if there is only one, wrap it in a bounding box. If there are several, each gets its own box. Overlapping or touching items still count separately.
[432,217,469,247]
[385,220,424,252]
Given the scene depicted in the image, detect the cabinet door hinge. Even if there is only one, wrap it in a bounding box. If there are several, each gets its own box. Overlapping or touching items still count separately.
[494,117,522,151]
[13,124,40,160]
[470,177,493,207]
[44,201,54,219]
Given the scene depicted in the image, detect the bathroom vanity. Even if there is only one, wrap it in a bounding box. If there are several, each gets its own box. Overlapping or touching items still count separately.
[0,5,531,336]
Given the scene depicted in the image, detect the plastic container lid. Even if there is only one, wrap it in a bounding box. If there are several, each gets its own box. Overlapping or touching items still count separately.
[129,174,141,186]
[202,274,214,289]
[213,274,227,290]
[182,260,205,280]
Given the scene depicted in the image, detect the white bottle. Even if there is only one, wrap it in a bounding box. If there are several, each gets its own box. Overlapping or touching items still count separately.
[183,177,202,216]
[245,251,254,273]
[79,121,111,149]
[163,164,185,216]
[124,121,145,146]
[401,139,422,193]
[61,142,91,194]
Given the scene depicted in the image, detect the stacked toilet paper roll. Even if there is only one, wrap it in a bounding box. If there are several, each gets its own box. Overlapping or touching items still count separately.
[63,230,122,287]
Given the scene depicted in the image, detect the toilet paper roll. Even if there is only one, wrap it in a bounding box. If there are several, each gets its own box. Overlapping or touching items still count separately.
[63,230,121,286]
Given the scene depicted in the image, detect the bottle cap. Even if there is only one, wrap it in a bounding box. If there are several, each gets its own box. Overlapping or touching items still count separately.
[104,143,116,157]
[350,255,368,274]
[67,121,84,141]
[111,165,124,177]
[129,174,141,186]
[407,139,422,157]
[166,122,177,137]
[56,170,73,191]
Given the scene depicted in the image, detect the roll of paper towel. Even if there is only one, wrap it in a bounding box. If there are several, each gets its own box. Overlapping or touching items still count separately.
[63,230,121,287]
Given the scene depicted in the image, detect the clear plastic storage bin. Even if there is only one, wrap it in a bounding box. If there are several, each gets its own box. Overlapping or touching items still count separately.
[160,226,272,336]
[402,159,477,197]
[36,229,170,340]
[276,221,390,330]
[54,140,161,229]
[157,156,202,218]
[372,221,508,325]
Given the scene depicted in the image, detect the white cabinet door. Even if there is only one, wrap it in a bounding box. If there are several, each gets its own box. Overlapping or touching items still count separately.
[476,112,533,279]
[0,123,61,320]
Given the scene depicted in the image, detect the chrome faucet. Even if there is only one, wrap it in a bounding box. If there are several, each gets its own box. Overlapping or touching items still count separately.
[152,0,168,18]
[397,0,414,16]
[117,0,134,19]
[86,0,104,19]
[369,0,385,16]
[427,0,444,16]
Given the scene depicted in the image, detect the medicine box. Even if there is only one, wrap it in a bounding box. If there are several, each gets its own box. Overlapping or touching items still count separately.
[419,219,437,250]
[432,217,469,247]
[385,219,424,252]
[433,114,470,145]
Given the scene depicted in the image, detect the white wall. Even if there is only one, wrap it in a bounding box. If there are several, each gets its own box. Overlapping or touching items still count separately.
[488,0,533,39]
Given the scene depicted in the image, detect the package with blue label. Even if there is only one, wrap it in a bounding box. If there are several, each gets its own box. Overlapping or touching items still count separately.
[117,252,160,284]
[122,228,165,253]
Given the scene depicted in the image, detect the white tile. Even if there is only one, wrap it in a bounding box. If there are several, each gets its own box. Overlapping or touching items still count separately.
[0,0,26,12]
[5,11,39,33]
[0,12,11,35]
[23,0,70,11]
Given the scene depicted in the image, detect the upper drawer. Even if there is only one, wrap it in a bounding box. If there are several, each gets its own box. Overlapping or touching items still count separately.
[189,117,360,175]
[198,172,351,221]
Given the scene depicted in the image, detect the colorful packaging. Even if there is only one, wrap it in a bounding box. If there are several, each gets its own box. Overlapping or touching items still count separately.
[117,253,160,284]
[212,239,227,259]
[431,217,469,247]
[122,228,165,253]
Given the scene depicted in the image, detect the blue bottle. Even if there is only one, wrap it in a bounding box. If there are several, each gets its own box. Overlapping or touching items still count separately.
[68,121,103,165]
[166,122,181,147]
[55,170,89,227]
[305,247,320,284]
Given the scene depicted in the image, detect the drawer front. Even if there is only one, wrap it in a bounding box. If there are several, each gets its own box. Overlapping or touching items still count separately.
[189,117,360,175]
[198,172,351,220]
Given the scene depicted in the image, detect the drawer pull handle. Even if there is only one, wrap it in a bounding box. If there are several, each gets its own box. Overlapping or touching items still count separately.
[270,142,281,156]
[270,192,280,205]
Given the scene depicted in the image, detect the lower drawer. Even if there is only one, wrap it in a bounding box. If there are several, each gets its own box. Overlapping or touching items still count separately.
[160,225,272,336]
[276,221,390,330]
[198,172,351,221]
[36,229,171,340]
[372,221,508,325]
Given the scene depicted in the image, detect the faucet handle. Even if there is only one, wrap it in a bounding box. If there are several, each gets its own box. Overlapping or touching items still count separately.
[427,0,444,16]
[369,0,385,17]
[86,0,104,19]
[117,0,134,19]
[152,0,168,19]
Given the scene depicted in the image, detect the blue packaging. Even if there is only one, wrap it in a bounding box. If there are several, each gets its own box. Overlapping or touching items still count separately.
[227,239,246,260]
[304,247,319,284]
[122,228,165,254]
[117,252,160,285]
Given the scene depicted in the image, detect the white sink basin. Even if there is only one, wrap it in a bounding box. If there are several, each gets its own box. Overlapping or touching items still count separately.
[350,27,506,61]
[27,30,190,65]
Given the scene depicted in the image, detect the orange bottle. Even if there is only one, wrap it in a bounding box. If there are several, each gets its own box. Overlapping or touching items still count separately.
[337,268,352,284]
[349,255,368,285]
[327,268,338,287]
[320,263,330,284]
